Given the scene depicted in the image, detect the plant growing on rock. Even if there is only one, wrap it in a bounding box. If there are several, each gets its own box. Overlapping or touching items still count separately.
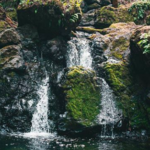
[128,1,150,24]
[138,31,150,54]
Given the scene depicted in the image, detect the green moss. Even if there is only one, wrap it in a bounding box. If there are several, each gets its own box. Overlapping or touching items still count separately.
[62,66,100,127]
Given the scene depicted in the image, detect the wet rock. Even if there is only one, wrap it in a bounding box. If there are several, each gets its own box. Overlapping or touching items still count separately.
[40,37,66,64]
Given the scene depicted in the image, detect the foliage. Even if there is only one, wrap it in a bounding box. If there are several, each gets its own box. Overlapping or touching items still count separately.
[0,0,19,8]
[138,31,150,54]
[128,2,150,23]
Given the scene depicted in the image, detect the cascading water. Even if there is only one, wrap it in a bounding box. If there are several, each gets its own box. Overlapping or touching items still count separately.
[23,71,55,137]
[66,35,92,69]
[98,78,121,137]
[31,75,50,133]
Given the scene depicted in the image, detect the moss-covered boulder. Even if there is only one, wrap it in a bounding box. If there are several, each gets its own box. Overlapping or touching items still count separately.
[130,26,150,79]
[17,0,82,37]
[59,66,100,132]
[95,5,134,28]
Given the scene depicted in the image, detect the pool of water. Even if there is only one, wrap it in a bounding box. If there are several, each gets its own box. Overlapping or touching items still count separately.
[0,134,150,150]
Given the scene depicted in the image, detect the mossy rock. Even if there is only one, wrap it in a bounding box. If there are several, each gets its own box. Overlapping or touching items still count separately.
[61,66,100,128]
[95,5,134,28]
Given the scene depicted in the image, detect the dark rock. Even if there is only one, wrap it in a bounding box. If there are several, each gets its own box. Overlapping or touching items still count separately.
[40,37,67,64]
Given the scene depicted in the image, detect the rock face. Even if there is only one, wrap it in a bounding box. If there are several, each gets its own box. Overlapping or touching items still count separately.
[57,66,100,133]
[17,0,82,37]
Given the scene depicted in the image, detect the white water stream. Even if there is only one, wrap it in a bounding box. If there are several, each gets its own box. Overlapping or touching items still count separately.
[66,37,92,69]
[23,74,55,138]
[98,78,121,137]
[31,76,50,133]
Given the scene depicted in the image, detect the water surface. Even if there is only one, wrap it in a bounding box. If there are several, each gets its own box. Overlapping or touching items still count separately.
[0,134,150,150]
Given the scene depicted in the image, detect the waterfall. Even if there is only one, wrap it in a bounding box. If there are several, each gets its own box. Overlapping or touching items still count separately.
[23,72,55,137]
[66,33,121,137]
[66,36,92,69]
[31,75,50,133]
[98,78,121,137]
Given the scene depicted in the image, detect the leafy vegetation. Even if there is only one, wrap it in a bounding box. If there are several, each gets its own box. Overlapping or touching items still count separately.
[128,1,150,23]
[138,31,150,54]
